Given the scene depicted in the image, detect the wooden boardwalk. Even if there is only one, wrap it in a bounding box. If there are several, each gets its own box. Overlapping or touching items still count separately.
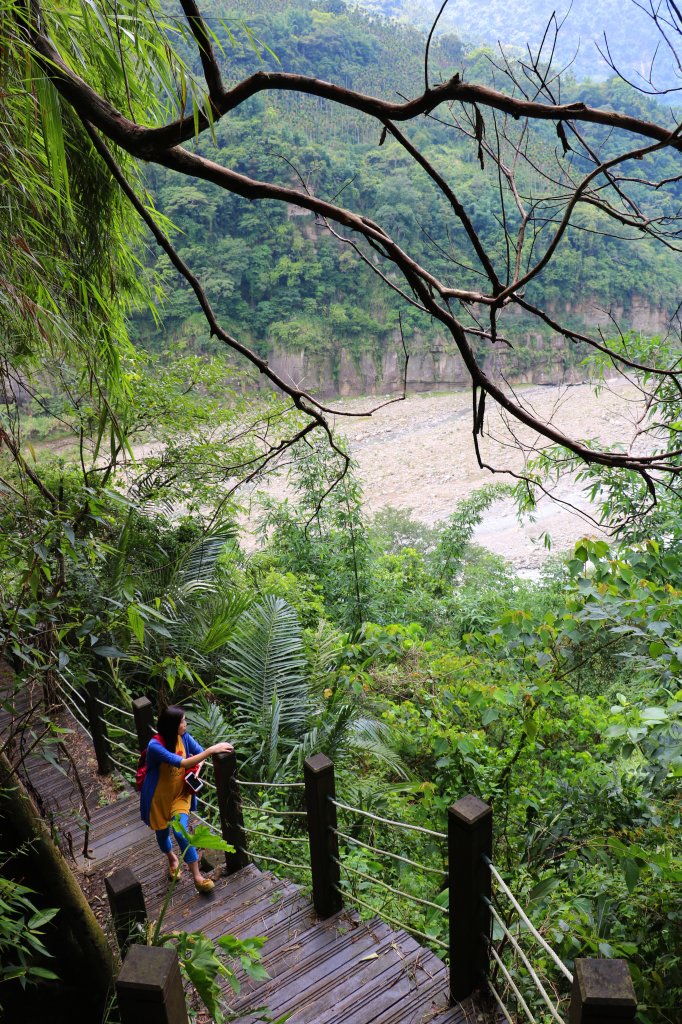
[2,685,478,1024]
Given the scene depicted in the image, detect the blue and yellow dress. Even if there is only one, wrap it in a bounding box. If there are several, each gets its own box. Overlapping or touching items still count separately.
[139,732,203,830]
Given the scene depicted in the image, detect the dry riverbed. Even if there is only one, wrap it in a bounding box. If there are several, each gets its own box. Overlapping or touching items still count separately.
[247,377,645,575]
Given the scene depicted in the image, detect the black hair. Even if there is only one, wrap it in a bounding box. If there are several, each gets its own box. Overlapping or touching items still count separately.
[156,705,185,750]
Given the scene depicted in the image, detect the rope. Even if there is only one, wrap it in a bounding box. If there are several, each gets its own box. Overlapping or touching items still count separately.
[334,857,448,915]
[486,904,569,1023]
[108,753,134,776]
[489,944,539,1024]
[484,859,573,984]
[242,826,308,845]
[106,737,133,757]
[247,850,310,873]
[239,780,304,789]
[191,809,221,835]
[57,675,86,704]
[195,793,219,815]
[486,978,515,1024]
[339,889,449,950]
[104,723,138,742]
[333,828,446,877]
[57,692,92,737]
[95,698,134,719]
[330,799,446,839]
[243,804,307,818]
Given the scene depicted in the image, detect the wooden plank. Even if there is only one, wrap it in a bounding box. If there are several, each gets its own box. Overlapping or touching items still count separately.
[228,916,394,1013]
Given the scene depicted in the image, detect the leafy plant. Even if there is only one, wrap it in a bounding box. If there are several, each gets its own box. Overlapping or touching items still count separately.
[0,871,59,991]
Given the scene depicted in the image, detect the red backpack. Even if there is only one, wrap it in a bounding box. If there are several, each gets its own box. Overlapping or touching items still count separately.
[135,734,163,791]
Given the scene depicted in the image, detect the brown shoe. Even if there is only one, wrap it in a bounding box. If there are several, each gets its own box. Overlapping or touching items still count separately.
[194,877,214,894]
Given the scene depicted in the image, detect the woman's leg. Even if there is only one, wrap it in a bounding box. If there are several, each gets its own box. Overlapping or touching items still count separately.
[155,826,179,873]
[171,813,212,888]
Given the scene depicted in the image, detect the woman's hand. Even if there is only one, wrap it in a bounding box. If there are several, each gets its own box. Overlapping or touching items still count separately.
[209,741,234,755]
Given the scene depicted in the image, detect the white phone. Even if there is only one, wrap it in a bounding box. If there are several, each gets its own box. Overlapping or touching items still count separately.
[184,771,203,793]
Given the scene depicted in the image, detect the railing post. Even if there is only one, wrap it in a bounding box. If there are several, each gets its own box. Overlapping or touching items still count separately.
[304,753,342,919]
[449,795,492,1002]
[83,679,111,775]
[132,696,155,752]
[569,959,637,1024]
[105,867,147,955]
[116,945,188,1024]
[212,749,248,874]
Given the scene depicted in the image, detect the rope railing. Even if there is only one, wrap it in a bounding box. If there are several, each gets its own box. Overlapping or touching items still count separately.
[332,827,446,877]
[339,889,449,951]
[487,977,515,1024]
[488,943,540,1024]
[108,752,133,776]
[248,849,311,874]
[239,779,304,789]
[58,673,87,705]
[330,797,447,839]
[332,856,448,915]
[484,857,573,983]
[481,857,573,1024]
[242,826,308,845]
[55,679,92,738]
[95,697,134,720]
[486,900,568,1023]
[243,803,307,818]
[107,736,135,757]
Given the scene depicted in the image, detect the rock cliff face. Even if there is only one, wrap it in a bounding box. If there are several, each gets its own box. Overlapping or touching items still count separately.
[266,297,669,397]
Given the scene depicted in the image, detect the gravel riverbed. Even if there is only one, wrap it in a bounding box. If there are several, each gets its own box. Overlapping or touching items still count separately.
[262,377,646,575]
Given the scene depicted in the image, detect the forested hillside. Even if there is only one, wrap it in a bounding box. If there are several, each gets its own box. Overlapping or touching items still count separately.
[135,0,682,392]
[356,0,679,87]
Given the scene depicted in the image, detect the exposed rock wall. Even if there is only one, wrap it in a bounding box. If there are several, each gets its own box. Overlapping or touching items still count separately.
[266,297,670,397]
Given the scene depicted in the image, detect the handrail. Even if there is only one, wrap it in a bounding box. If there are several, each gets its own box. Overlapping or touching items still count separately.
[488,943,539,1024]
[67,694,630,1023]
[483,857,573,984]
[242,826,308,844]
[95,697,134,720]
[243,803,307,818]
[332,827,446,877]
[55,680,92,738]
[330,798,447,839]
[339,888,449,950]
[248,849,311,873]
[239,779,304,789]
[333,856,448,914]
[485,900,569,1021]
[487,977,516,1024]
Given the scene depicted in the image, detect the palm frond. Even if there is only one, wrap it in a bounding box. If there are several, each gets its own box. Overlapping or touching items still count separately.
[219,595,308,739]
[186,695,233,746]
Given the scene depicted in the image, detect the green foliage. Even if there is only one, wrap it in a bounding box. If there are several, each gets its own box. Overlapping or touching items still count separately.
[258,437,370,631]
[0,871,59,990]
[133,0,682,380]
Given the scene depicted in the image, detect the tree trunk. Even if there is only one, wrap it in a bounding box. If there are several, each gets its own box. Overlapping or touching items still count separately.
[0,751,116,1019]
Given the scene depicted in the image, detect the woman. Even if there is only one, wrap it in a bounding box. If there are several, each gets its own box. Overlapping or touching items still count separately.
[139,705,233,893]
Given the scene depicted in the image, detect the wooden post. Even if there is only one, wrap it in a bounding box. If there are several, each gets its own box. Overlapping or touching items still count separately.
[104,867,147,955]
[449,795,492,1002]
[212,749,248,874]
[304,753,342,919]
[83,680,111,775]
[132,696,155,752]
[116,945,188,1024]
[569,959,637,1024]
